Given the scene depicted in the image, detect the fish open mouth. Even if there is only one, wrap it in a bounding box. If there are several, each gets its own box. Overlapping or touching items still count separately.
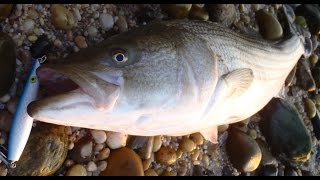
[27,64,122,120]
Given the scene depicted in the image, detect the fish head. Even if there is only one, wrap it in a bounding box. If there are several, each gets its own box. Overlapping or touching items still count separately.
[27,22,217,131]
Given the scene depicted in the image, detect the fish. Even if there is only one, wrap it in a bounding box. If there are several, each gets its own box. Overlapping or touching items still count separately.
[7,56,45,165]
[27,6,308,143]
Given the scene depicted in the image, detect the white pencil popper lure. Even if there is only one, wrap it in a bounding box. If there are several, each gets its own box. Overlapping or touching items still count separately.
[3,56,46,168]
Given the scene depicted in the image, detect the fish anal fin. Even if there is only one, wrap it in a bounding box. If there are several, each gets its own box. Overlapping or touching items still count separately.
[222,68,254,98]
[200,126,218,144]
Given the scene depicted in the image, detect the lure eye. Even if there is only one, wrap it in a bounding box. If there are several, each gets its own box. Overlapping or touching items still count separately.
[30,76,37,83]
[112,50,128,63]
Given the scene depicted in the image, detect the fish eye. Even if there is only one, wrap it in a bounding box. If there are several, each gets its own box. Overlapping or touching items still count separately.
[112,50,128,63]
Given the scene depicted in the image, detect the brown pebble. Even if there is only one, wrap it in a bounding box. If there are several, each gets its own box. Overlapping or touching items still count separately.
[161,170,177,176]
[144,169,158,176]
[155,146,177,165]
[179,137,196,152]
[189,132,203,145]
[66,164,87,176]
[74,36,88,49]
[304,97,317,119]
[152,135,162,152]
[100,147,144,176]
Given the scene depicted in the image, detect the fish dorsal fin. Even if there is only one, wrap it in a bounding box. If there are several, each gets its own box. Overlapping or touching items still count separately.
[200,126,218,144]
[221,68,254,98]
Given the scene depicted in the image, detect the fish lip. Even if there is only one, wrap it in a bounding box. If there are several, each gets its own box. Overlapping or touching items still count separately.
[34,65,121,112]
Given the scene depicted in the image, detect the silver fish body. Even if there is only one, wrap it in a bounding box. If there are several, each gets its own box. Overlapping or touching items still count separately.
[27,18,305,143]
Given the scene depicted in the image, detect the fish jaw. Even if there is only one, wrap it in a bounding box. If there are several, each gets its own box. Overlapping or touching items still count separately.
[27,65,122,124]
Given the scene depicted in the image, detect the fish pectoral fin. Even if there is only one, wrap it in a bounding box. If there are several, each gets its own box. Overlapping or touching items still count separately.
[200,126,218,144]
[221,68,254,98]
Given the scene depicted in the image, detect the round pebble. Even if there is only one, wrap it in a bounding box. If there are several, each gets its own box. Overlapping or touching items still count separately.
[86,161,97,172]
[100,147,144,176]
[191,149,200,162]
[161,4,192,19]
[309,54,318,65]
[144,169,158,176]
[22,19,35,32]
[99,13,114,30]
[189,133,203,145]
[304,97,316,119]
[97,161,107,171]
[255,9,283,40]
[97,148,110,160]
[155,146,177,165]
[6,97,18,114]
[66,164,87,176]
[116,15,128,32]
[73,8,81,21]
[106,132,127,149]
[152,136,162,152]
[51,4,75,31]
[202,154,210,167]
[90,130,107,144]
[87,26,98,37]
[179,137,196,152]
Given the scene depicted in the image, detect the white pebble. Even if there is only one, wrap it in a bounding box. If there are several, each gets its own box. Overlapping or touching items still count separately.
[54,39,62,48]
[86,161,97,172]
[22,19,35,32]
[73,8,81,21]
[0,94,11,103]
[90,130,107,144]
[68,142,74,150]
[97,161,107,171]
[106,132,128,149]
[6,98,18,114]
[87,26,98,37]
[99,13,114,30]
[94,144,104,152]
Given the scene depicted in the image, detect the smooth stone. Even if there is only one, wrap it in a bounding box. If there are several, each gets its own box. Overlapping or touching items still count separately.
[7,97,18,114]
[70,136,94,163]
[311,110,320,140]
[226,127,262,172]
[202,154,210,167]
[86,161,97,172]
[285,168,298,176]
[191,149,200,162]
[97,148,110,160]
[8,123,68,176]
[99,13,114,30]
[138,136,154,160]
[144,169,158,176]
[256,139,277,166]
[248,129,257,139]
[295,4,320,35]
[97,161,107,171]
[297,59,316,92]
[74,36,88,49]
[100,147,144,176]
[161,4,192,19]
[73,8,81,21]
[0,4,13,21]
[312,94,320,106]
[295,16,307,28]
[0,33,16,97]
[155,146,177,165]
[115,15,128,33]
[0,111,12,132]
[161,170,177,176]
[260,165,278,176]
[255,9,283,40]
[66,164,87,176]
[152,135,162,152]
[179,137,196,153]
[312,67,320,88]
[304,97,317,118]
[90,130,107,144]
[309,54,318,65]
[189,132,204,145]
[127,136,149,149]
[51,4,75,31]
[87,26,98,37]
[142,153,153,171]
[189,6,209,21]
[207,4,236,27]
[106,131,127,149]
[259,98,312,162]
[285,66,297,86]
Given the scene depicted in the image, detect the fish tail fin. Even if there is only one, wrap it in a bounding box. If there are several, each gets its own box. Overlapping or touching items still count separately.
[280,5,312,58]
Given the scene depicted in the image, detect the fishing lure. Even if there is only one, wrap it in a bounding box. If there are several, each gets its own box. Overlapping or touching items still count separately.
[0,56,46,168]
